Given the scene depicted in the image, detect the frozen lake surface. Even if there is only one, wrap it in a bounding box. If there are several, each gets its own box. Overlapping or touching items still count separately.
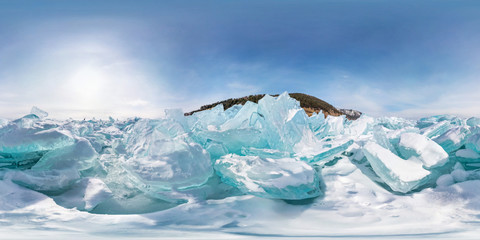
[1,93,480,239]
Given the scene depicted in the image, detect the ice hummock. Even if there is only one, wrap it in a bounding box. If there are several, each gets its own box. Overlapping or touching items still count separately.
[466,133,480,153]
[0,92,480,220]
[214,154,321,200]
[363,142,431,193]
[117,118,214,203]
[398,132,449,169]
[30,106,48,119]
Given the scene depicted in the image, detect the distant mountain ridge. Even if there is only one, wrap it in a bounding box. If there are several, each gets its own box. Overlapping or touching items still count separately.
[185,93,362,120]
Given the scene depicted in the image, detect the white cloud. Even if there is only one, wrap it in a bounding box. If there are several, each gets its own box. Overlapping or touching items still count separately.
[396,78,480,118]
[314,73,480,119]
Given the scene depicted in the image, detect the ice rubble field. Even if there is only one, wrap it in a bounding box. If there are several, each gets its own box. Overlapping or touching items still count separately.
[2,93,480,239]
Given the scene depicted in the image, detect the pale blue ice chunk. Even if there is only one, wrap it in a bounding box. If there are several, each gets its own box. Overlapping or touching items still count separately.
[433,126,470,153]
[464,162,480,170]
[224,104,243,119]
[241,147,292,159]
[191,104,228,130]
[94,152,148,205]
[466,117,480,127]
[448,116,464,126]
[30,106,48,119]
[164,109,188,131]
[220,101,258,131]
[125,119,184,146]
[455,149,480,163]
[362,142,431,193]
[416,117,437,129]
[11,114,40,128]
[195,128,268,154]
[344,115,375,136]
[256,92,311,151]
[248,112,264,128]
[373,125,398,155]
[398,132,449,169]
[308,140,354,163]
[0,118,9,128]
[316,115,346,138]
[204,140,228,162]
[60,120,94,137]
[417,115,460,128]
[0,127,74,154]
[466,133,480,153]
[307,111,325,133]
[32,138,97,171]
[0,120,78,168]
[214,154,321,200]
[123,119,213,201]
[420,120,451,139]
[377,116,415,130]
[0,149,48,169]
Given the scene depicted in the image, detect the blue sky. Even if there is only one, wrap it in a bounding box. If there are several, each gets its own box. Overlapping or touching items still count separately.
[1,0,479,119]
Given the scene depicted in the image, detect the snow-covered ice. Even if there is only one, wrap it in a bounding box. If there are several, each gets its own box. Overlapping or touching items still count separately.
[215,154,321,199]
[1,92,480,239]
[363,141,431,193]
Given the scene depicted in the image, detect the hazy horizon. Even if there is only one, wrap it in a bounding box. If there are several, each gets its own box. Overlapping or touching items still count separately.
[1,0,479,119]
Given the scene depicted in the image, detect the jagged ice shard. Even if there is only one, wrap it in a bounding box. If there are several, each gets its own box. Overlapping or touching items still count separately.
[214,154,321,199]
[1,92,480,226]
[363,141,431,193]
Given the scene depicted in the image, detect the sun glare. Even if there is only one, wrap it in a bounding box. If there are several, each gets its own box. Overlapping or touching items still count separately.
[46,39,157,118]
[66,66,108,107]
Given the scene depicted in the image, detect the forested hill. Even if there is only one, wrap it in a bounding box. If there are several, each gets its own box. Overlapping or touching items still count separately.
[185,93,362,120]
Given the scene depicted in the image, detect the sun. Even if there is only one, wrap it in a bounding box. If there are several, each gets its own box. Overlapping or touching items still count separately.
[66,65,109,107]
